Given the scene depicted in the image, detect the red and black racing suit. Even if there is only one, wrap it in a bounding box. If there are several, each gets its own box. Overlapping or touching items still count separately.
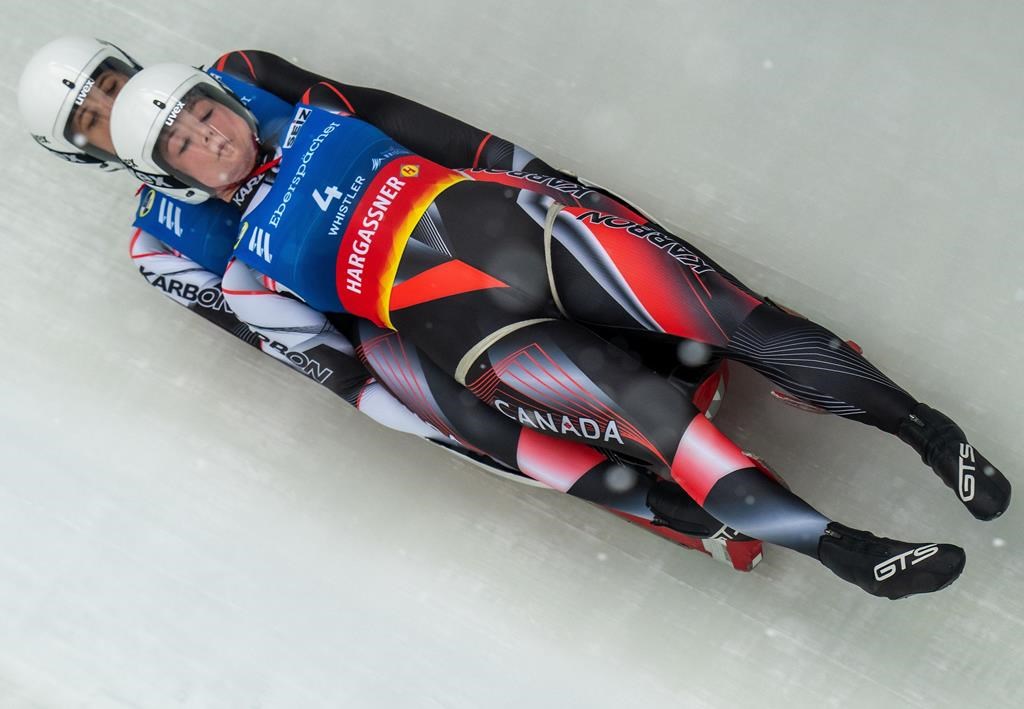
[217,50,1008,565]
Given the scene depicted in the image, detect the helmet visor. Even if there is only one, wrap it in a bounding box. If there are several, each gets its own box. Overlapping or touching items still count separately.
[62,56,137,163]
[152,83,258,195]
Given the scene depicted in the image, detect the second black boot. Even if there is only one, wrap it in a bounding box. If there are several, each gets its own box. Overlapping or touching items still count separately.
[897,403,1011,520]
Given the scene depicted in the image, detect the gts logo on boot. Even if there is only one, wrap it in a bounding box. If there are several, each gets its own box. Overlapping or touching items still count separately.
[958,443,977,502]
[873,544,939,581]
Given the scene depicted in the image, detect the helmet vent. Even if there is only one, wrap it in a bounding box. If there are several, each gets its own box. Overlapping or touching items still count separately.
[62,79,75,89]
[153,99,166,109]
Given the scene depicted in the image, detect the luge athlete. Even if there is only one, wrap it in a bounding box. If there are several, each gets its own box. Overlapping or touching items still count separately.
[107,64,1008,599]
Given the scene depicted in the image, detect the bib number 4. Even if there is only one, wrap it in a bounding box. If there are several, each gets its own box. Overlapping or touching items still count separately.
[313,185,343,211]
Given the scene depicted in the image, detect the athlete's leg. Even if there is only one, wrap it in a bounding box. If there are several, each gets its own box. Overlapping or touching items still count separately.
[537,202,1010,520]
[347,319,741,542]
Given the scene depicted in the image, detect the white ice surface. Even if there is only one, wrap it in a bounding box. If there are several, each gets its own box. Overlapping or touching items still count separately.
[2,2,1023,707]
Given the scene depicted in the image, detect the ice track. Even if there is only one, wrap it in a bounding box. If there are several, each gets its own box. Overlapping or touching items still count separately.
[1,2,1022,707]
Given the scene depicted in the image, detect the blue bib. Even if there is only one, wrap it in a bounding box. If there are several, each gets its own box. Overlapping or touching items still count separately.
[133,188,240,273]
[231,104,414,313]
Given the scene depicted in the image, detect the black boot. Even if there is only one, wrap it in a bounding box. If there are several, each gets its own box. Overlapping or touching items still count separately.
[897,403,1011,520]
[817,523,965,599]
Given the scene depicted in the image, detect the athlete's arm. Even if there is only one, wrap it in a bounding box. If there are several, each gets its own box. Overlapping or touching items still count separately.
[219,257,450,441]
[129,227,260,345]
[213,49,563,175]
[214,50,673,226]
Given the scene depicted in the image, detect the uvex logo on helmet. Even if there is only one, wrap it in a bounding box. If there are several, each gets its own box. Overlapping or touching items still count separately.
[164,100,186,127]
[73,77,95,106]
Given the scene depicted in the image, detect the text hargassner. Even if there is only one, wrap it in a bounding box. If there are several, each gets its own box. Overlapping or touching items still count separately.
[269,121,341,228]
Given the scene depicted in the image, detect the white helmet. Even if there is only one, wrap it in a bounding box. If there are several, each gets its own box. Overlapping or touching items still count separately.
[18,36,142,169]
[111,63,258,204]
